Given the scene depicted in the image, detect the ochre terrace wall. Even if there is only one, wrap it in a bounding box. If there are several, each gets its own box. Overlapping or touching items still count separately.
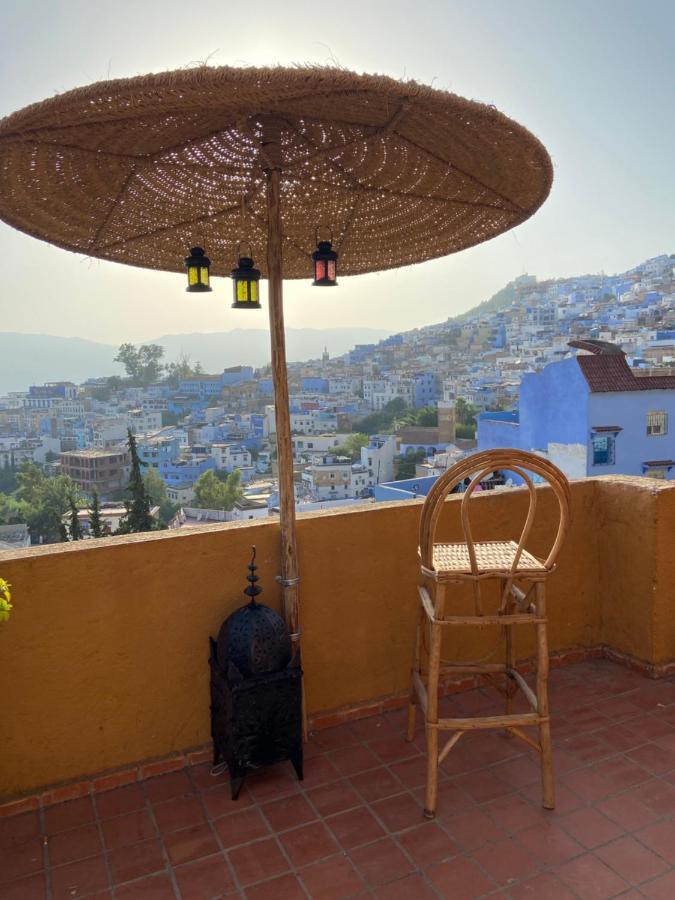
[0,477,673,798]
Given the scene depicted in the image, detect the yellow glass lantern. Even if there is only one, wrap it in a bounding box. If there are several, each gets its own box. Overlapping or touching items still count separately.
[185,246,212,292]
[231,251,261,309]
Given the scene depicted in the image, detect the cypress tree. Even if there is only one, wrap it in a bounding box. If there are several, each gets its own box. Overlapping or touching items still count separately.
[90,490,103,538]
[69,496,83,541]
[118,429,155,533]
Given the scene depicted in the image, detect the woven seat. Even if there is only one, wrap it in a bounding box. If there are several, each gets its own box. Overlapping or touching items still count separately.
[432,541,546,576]
[407,449,570,819]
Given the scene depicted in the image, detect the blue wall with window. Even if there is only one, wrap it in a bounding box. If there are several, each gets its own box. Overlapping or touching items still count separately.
[587,391,675,478]
[477,356,675,480]
[518,358,589,450]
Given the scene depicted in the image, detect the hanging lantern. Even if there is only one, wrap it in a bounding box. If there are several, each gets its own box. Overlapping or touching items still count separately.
[231,246,261,309]
[312,232,338,287]
[185,246,212,292]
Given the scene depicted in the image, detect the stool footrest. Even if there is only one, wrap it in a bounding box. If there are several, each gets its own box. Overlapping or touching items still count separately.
[434,712,542,731]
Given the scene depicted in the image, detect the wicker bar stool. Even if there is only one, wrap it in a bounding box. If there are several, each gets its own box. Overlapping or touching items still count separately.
[407,449,570,818]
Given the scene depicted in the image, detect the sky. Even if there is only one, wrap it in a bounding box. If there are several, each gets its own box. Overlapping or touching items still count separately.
[0,0,673,346]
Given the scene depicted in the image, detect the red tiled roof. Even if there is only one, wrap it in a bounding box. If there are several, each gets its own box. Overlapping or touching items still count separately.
[577,355,675,392]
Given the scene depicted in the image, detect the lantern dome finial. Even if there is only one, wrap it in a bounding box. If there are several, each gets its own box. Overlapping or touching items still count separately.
[244,545,262,604]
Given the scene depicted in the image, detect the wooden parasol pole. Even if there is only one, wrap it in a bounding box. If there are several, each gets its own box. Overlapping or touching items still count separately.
[261,122,306,737]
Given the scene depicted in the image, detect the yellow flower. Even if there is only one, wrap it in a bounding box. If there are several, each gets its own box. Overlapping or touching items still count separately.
[0,578,11,621]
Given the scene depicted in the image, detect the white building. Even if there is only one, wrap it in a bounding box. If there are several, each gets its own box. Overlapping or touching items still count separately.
[329,377,362,396]
[291,433,350,460]
[210,443,252,472]
[264,405,338,436]
[360,434,396,485]
[93,418,128,448]
[127,408,163,434]
[166,483,196,505]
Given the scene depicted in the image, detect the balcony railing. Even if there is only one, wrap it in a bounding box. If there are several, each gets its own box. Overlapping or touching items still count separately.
[1,475,673,802]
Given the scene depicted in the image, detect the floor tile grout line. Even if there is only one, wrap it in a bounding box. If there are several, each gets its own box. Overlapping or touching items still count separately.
[39,802,54,900]
[186,766,246,898]
[142,784,182,899]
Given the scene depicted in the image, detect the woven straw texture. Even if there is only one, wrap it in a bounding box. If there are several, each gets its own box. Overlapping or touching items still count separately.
[0,65,552,279]
[432,541,545,575]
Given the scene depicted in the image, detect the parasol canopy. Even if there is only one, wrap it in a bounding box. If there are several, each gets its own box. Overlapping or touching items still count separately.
[0,66,553,736]
[0,66,552,278]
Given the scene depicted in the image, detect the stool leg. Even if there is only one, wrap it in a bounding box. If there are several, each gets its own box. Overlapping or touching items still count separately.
[504,580,516,726]
[407,603,424,742]
[535,583,555,809]
[424,721,439,819]
[424,585,445,818]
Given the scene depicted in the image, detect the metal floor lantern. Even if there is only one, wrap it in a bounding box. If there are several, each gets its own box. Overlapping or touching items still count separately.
[0,65,553,724]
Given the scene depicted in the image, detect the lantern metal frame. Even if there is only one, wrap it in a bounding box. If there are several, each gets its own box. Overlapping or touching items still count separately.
[184,246,212,292]
[312,229,338,286]
[231,243,262,309]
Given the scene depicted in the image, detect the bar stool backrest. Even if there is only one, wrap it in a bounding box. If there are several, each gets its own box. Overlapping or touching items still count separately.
[419,449,571,577]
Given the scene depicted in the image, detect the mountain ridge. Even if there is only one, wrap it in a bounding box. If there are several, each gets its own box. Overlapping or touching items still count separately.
[0,327,391,393]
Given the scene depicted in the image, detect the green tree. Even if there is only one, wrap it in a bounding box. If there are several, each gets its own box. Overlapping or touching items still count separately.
[143,467,177,526]
[161,410,183,427]
[164,353,205,387]
[0,457,17,493]
[68,496,83,541]
[90,490,103,538]
[395,449,427,480]
[15,463,79,543]
[114,343,165,387]
[193,469,243,511]
[117,430,155,534]
[0,493,31,526]
[352,397,408,435]
[455,397,478,427]
[456,423,476,439]
[394,406,439,429]
[415,406,439,427]
[333,433,369,461]
[15,462,44,506]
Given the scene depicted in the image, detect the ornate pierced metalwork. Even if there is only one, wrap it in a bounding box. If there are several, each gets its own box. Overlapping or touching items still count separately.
[216,547,292,677]
[210,546,303,800]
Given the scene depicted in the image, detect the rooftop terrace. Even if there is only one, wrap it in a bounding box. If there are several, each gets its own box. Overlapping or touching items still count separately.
[2,659,674,898]
[1,475,673,898]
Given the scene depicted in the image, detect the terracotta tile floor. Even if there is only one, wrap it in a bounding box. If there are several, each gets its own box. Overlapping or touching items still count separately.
[2,659,674,899]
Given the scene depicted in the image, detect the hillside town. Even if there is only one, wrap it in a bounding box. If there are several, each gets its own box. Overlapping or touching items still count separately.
[1,253,673,547]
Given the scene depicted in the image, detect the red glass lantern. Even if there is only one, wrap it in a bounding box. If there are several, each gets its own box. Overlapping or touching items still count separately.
[312,239,338,287]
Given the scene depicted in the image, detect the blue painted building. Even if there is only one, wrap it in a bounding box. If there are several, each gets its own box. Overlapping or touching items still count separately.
[411,372,438,408]
[137,436,181,476]
[221,366,254,386]
[302,377,329,393]
[178,366,254,399]
[478,347,675,480]
[164,456,216,486]
[372,475,437,502]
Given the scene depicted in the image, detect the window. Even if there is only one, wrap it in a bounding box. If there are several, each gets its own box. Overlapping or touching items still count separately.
[592,434,615,466]
[647,411,668,436]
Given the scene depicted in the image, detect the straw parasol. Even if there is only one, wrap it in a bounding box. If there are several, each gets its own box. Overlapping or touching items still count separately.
[0,65,552,716]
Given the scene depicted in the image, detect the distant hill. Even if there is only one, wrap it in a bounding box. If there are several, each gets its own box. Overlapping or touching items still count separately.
[150,328,390,372]
[0,333,123,394]
[454,281,518,322]
[0,327,391,393]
